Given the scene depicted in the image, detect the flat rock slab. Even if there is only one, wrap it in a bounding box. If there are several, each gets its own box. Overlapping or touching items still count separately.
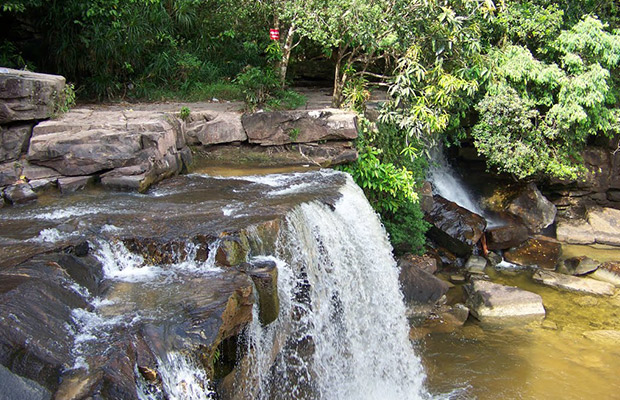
[466,280,545,320]
[590,261,620,287]
[504,235,561,270]
[587,207,620,246]
[556,218,595,245]
[0,68,66,124]
[242,109,357,146]
[533,270,615,296]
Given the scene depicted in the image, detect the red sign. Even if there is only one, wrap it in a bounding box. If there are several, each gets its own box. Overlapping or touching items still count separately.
[269,28,280,41]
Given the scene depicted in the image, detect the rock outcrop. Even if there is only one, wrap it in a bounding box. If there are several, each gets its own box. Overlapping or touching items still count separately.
[556,206,620,246]
[465,280,545,321]
[507,183,556,233]
[533,270,615,296]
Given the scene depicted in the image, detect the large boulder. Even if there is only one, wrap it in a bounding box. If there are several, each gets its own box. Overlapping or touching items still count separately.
[1,123,34,162]
[0,68,66,124]
[183,111,247,145]
[425,195,487,257]
[242,109,357,146]
[486,222,529,250]
[3,182,37,204]
[504,235,561,270]
[586,207,620,246]
[556,218,595,244]
[465,280,545,321]
[507,183,556,233]
[398,260,449,306]
[533,270,615,296]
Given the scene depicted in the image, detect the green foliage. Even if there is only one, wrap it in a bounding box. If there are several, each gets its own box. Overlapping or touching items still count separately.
[179,106,191,121]
[53,83,76,115]
[382,200,429,255]
[473,17,620,180]
[342,75,371,113]
[234,66,280,110]
[288,127,300,141]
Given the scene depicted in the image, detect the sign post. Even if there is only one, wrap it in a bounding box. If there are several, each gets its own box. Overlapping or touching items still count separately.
[269,28,280,41]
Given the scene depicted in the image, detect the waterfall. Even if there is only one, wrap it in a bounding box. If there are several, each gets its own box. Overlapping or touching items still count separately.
[427,147,486,216]
[242,175,428,400]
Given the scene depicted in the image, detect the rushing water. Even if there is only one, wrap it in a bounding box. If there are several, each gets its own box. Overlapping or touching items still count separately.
[241,177,427,399]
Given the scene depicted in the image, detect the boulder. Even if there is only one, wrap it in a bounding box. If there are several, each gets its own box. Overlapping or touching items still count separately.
[504,235,561,270]
[297,142,358,166]
[398,253,438,275]
[0,364,51,400]
[465,255,487,275]
[0,161,20,186]
[486,251,503,268]
[399,261,450,305]
[556,218,595,244]
[58,175,94,193]
[507,183,556,233]
[465,280,545,320]
[425,195,487,257]
[0,68,66,124]
[242,109,357,146]
[486,223,529,250]
[3,182,37,204]
[533,270,615,296]
[586,207,620,246]
[558,256,600,276]
[590,261,620,287]
[184,111,247,145]
[0,123,33,162]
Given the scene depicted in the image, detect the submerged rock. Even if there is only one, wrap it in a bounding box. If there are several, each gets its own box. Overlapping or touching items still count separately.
[3,182,37,204]
[557,256,600,276]
[486,223,529,250]
[504,235,561,270]
[465,255,487,275]
[425,195,487,257]
[590,261,620,287]
[532,270,615,296]
[399,260,450,306]
[506,183,556,233]
[465,280,545,321]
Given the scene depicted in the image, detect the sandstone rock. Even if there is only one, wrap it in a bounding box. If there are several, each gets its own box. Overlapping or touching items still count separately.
[504,235,561,270]
[21,163,60,181]
[399,261,450,305]
[507,183,556,233]
[486,223,529,250]
[486,251,503,268]
[607,190,620,202]
[533,270,615,296]
[425,195,487,257]
[242,108,357,146]
[465,255,487,274]
[297,142,358,166]
[556,218,595,244]
[240,259,280,326]
[28,178,57,192]
[465,280,545,320]
[579,148,611,192]
[184,111,247,145]
[0,68,66,123]
[0,161,20,186]
[419,181,433,213]
[0,364,51,400]
[58,175,94,193]
[3,183,37,204]
[0,123,33,162]
[586,207,620,246]
[582,329,620,343]
[558,256,600,276]
[398,253,438,274]
[590,261,620,287]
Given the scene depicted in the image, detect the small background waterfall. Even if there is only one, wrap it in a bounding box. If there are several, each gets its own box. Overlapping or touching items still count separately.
[241,176,427,400]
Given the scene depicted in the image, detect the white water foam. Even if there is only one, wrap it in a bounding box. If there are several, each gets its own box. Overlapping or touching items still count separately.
[242,174,428,399]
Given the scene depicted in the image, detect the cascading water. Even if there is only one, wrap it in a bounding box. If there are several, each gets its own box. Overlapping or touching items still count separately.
[427,147,487,216]
[240,175,428,400]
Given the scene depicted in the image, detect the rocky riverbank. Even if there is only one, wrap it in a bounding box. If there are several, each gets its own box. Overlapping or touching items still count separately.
[0,68,358,206]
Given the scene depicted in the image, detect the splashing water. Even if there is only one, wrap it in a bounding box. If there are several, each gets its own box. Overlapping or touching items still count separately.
[242,175,428,399]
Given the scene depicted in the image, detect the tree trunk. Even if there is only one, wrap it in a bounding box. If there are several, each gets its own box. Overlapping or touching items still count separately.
[332,46,347,108]
[279,23,296,87]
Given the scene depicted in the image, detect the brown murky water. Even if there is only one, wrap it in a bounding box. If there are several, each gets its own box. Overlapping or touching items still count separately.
[419,267,620,400]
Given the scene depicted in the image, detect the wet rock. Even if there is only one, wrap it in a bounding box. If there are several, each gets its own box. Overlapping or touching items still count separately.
[558,256,600,276]
[532,270,615,296]
[242,108,358,146]
[586,207,620,246]
[425,195,487,257]
[486,251,503,268]
[541,320,558,330]
[1,123,34,162]
[58,175,94,193]
[398,253,437,275]
[21,163,60,181]
[556,218,595,244]
[0,257,89,391]
[184,110,247,145]
[450,274,466,284]
[419,181,433,213]
[507,183,556,233]
[465,255,487,275]
[0,364,51,400]
[582,330,620,343]
[465,280,545,320]
[0,68,66,123]
[241,259,280,325]
[590,261,620,287]
[216,234,249,267]
[28,178,57,192]
[504,235,561,270]
[399,260,450,306]
[297,141,358,166]
[0,161,20,186]
[3,182,37,204]
[486,223,529,250]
